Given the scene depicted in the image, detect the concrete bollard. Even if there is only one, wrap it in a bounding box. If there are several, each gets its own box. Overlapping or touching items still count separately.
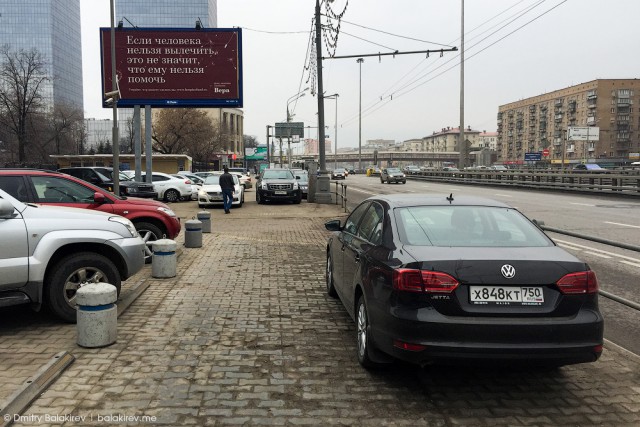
[184,219,203,248]
[197,211,211,233]
[76,282,118,348]
[152,239,177,278]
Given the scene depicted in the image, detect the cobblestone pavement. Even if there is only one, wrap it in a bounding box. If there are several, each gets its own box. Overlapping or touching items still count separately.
[1,198,640,426]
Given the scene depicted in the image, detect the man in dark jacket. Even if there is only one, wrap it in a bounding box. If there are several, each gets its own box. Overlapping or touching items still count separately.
[219,166,235,214]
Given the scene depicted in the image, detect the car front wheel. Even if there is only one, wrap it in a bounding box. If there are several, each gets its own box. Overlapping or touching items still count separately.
[135,221,163,264]
[45,253,121,323]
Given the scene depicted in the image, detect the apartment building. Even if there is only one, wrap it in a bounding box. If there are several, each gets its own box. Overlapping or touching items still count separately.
[497,79,640,166]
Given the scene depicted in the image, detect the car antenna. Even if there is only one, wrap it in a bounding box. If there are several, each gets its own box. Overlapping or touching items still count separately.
[446,193,454,204]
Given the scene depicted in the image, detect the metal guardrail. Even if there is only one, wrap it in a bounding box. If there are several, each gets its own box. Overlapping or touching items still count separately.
[407,170,640,197]
[333,182,348,212]
[538,225,640,311]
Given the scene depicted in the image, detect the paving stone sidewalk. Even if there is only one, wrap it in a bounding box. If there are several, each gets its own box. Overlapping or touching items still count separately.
[2,200,640,426]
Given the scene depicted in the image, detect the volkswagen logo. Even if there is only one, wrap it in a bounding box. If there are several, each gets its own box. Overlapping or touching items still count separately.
[501,264,516,279]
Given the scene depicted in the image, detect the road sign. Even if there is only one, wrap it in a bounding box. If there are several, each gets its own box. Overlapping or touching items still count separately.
[542,148,550,157]
[568,127,600,141]
[275,122,304,138]
[525,152,542,161]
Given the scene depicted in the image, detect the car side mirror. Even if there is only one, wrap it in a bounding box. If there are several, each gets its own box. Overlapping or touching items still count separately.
[325,219,342,231]
[532,219,545,228]
[0,199,16,218]
[93,192,106,204]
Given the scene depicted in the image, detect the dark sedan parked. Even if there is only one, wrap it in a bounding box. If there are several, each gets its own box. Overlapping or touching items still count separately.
[325,194,603,369]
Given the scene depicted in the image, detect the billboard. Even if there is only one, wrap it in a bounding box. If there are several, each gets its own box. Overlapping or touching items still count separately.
[100,28,242,108]
[524,152,542,161]
[245,147,267,161]
[567,127,599,141]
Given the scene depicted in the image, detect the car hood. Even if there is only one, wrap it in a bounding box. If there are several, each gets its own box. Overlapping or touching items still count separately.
[401,245,587,284]
[119,197,171,209]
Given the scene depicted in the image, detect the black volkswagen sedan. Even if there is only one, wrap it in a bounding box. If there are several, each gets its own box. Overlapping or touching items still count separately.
[325,194,603,369]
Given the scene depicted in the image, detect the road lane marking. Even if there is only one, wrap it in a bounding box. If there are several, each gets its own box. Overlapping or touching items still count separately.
[605,221,640,229]
[557,243,584,251]
[620,260,640,268]
[495,194,513,197]
[584,251,612,259]
[554,238,640,263]
[570,202,596,207]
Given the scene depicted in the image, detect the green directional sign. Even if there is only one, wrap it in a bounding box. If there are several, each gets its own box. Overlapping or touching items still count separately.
[245,146,267,160]
[275,122,304,138]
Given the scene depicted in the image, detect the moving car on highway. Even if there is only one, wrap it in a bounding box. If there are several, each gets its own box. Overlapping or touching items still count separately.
[324,194,603,369]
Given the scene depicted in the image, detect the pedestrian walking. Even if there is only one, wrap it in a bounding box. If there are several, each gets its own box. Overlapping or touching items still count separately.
[219,166,235,214]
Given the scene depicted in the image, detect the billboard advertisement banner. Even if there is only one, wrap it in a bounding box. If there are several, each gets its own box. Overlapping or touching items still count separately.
[100,28,242,108]
[245,147,267,160]
[275,122,304,138]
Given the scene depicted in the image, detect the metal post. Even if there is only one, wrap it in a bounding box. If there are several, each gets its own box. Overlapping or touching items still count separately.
[266,125,271,164]
[109,0,119,194]
[458,0,465,169]
[145,106,152,180]
[357,58,364,172]
[315,0,331,203]
[133,105,141,181]
[334,95,338,169]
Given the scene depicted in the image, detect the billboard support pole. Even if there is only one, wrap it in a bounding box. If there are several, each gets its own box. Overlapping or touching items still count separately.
[145,106,152,180]
[134,105,141,181]
[109,0,119,194]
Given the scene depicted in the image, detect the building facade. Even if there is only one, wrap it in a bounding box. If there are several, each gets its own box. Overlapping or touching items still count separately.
[0,0,83,111]
[497,79,640,166]
[422,127,481,153]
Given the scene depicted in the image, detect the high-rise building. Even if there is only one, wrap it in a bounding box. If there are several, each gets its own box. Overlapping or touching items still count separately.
[497,79,640,166]
[0,0,83,111]
[115,0,217,28]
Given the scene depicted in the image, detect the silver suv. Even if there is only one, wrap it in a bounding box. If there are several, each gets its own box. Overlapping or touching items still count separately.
[0,189,146,322]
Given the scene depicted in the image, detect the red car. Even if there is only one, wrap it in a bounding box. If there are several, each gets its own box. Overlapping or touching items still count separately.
[0,169,181,261]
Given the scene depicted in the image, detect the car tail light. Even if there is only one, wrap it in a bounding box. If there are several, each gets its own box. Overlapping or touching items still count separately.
[393,269,459,293]
[185,180,192,184]
[556,270,598,294]
[393,339,426,352]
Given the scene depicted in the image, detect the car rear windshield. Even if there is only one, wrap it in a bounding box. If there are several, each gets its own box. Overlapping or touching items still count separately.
[395,206,552,247]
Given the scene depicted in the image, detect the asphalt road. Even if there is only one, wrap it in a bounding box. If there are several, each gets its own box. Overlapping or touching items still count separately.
[335,173,640,356]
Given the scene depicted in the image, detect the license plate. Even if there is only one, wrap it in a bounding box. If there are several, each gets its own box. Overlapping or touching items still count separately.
[274,190,287,195]
[210,195,222,200]
[469,286,544,305]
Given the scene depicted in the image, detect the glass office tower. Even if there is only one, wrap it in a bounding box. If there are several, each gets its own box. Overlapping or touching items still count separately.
[0,0,83,112]
[115,0,217,28]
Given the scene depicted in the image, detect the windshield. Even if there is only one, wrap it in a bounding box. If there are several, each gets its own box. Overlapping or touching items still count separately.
[387,168,402,173]
[396,205,552,247]
[263,170,294,179]
[119,172,134,182]
[204,175,238,185]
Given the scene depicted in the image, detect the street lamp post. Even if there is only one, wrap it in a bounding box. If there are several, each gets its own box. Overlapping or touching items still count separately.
[357,58,364,172]
[286,88,308,168]
[324,94,339,169]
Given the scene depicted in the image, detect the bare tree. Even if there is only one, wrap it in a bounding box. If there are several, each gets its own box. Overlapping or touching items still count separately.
[0,45,49,162]
[244,134,258,149]
[151,108,224,162]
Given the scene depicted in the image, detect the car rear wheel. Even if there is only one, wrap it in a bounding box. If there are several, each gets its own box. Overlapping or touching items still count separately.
[135,221,163,264]
[45,253,121,323]
[164,189,180,203]
[356,295,383,369]
[326,253,338,298]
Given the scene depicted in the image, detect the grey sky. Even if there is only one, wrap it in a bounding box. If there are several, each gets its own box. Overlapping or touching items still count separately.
[81,0,640,149]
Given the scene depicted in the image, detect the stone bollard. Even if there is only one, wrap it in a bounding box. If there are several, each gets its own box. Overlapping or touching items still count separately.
[76,282,118,348]
[197,211,211,233]
[152,239,177,278]
[184,218,202,248]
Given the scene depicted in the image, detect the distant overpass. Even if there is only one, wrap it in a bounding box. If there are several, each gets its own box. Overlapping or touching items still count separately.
[290,151,464,166]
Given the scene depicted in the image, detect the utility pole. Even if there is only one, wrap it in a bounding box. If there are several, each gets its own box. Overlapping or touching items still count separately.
[314,0,331,203]
[358,58,364,172]
[458,0,466,169]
